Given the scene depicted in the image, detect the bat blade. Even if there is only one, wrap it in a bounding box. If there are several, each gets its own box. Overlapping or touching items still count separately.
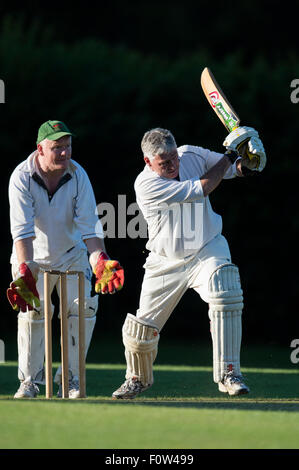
[200,67,240,132]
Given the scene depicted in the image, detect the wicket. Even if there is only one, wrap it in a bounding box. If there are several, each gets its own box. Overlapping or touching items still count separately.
[44,270,86,399]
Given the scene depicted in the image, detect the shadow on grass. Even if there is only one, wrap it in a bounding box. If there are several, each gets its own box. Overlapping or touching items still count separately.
[1,363,298,412]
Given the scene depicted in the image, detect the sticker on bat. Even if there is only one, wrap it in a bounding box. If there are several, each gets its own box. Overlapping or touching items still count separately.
[209,91,219,108]
[209,92,239,132]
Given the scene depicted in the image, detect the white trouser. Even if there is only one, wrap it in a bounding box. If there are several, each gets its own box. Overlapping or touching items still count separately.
[137,234,231,329]
[135,234,243,382]
[12,249,98,384]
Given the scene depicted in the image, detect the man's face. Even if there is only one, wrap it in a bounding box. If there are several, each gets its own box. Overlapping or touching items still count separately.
[37,136,72,172]
[144,148,179,179]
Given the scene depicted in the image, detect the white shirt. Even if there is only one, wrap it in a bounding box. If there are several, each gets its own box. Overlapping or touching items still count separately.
[9,151,101,268]
[135,145,238,259]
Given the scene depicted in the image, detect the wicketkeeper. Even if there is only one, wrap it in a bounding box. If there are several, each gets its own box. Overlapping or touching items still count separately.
[8,120,124,398]
[113,126,266,399]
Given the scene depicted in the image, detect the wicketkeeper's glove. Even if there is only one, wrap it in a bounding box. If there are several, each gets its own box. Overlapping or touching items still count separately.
[223,126,266,174]
[7,261,40,312]
[89,251,124,294]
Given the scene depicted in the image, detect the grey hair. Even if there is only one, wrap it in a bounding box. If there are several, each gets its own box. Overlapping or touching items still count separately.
[141,128,177,161]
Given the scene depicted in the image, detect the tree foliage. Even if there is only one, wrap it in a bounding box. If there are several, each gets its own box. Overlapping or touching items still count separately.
[0,14,297,343]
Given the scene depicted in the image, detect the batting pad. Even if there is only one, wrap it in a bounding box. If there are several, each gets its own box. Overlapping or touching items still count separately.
[122,313,160,387]
[208,264,244,382]
[17,313,45,384]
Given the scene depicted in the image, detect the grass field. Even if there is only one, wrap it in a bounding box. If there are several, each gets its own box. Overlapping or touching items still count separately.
[0,337,298,450]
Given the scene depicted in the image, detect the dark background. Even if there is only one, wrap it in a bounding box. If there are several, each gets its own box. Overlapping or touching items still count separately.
[0,1,298,352]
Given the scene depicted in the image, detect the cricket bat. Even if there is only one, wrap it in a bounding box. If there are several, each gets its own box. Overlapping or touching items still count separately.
[200,67,240,132]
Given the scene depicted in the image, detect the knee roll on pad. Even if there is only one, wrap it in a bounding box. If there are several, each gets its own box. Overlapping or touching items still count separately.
[122,313,160,387]
[208,264,243,383]
[208,263,243,309]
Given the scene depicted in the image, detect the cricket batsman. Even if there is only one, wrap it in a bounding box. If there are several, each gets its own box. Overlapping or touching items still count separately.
[113,126,266,399]
[7,120,124,398]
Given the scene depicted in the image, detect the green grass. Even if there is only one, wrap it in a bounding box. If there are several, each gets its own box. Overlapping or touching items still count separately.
[0,339,299,449]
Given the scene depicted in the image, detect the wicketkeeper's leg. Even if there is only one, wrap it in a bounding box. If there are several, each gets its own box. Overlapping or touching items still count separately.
[16,308,46,384]
[54,273,98,386]
[13,265,56,387]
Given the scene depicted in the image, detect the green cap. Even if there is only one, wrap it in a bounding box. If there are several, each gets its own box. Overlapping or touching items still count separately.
[36,120,74,144]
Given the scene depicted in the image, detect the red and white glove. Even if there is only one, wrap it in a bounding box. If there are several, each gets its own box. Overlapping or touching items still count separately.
[89,251,124,294]
[7,261,40,312]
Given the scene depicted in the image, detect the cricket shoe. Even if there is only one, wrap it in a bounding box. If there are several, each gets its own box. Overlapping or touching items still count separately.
[218,372,249,396]
[14,381,40,399]
[112,377,150,399]
[57,378,81,399]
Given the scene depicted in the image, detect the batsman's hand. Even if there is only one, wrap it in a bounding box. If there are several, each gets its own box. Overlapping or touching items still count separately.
[223,126,258,149]
[239,138,267,175]
[90,251,124,294]
[223,126,266,174]
[7,261,40,312]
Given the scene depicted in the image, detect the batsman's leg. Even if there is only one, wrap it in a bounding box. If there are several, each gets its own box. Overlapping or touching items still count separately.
[112,314,160,399]
[208,263,249,395]
[112,254,188,399]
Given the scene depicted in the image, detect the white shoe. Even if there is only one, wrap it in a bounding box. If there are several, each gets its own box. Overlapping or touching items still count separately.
[57,378,81,399]
[112,377,150,399]
[218,372,249,396]
[14,381,40,399]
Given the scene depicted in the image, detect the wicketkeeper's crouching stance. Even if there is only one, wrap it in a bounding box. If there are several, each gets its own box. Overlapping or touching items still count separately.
[7,120,124,399]
[113,126,266,399]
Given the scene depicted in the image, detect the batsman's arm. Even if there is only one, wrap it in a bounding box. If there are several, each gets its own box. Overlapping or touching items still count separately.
[200,154,236,197]
[235,159,244,177]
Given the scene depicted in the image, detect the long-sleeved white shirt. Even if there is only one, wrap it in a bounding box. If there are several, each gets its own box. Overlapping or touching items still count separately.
[9,151,102,267]
[135,144,238,259]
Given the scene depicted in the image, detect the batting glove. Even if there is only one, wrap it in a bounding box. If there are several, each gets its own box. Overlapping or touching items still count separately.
[223,126,266,173]
[223,126,259,149]
[239,136,267,173]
